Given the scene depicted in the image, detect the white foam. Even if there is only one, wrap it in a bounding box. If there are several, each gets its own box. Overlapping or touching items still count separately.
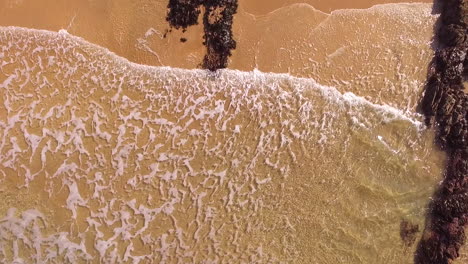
[0,25,435,263]
[0,26,425,129]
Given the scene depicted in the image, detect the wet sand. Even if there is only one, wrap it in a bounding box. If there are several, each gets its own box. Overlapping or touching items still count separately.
[1,0,466,263]
[242,0,432,14]
[0,0,432,70]
[0,0,437,110]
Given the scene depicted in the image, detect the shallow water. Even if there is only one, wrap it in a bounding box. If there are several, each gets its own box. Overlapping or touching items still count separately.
[1,1,467,263]
[0,26,447,263]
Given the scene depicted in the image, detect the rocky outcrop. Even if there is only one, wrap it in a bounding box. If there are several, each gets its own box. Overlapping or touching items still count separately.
[166,0,203,29]
[401,219,420,247]
[201,0,237,71]
[416,0,468,263]
[166,0,238,71]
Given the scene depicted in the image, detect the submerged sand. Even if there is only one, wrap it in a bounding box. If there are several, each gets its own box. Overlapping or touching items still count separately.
[1,0,466,263]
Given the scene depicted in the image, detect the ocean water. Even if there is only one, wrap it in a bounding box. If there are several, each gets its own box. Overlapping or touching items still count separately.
[0,26,448,263]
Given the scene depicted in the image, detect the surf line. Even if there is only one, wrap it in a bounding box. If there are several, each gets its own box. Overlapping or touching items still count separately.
[416,0,467,263]
[165,0,238,71]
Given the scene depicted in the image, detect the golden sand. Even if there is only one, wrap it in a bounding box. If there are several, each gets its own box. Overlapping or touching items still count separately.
[0,0,432,72]
[1,0,467,263]
[0,0,437,109]
[0,27,445,263]
[242,0,432,14]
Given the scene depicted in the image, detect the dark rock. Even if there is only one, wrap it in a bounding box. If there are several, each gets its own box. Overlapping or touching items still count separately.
[439,24,467,47]
[165,0,238,71]
[400,219,420,247]
[166,0,202,29]
[202,0,238,70]
[440,0,468,26]
[437,47,466,84]
[416,0,468,263]
[437,93,457,117]
[432,193,468,220]
[421,74,444,119]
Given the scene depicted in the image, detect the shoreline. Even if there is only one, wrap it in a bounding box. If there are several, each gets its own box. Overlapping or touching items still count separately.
[241,0,432,15]
[0,1,433,72]
[417,0,468,263]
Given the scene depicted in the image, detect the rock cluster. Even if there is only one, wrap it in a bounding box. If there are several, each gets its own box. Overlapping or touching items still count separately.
[401,219,420,247]
[166,0,203,29]
[416,0,468,263]
[166,0,238,71]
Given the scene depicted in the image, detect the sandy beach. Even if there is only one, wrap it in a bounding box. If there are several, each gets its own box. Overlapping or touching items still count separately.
[0,0,432,70]
[242,0,433,14]
[0,0,436,109]
[1,0,466,263]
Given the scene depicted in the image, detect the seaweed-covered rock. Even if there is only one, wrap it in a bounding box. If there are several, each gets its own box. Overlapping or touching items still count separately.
[440,0,468,26]
[438,92,457,116]
[416,0,468,263]
[166,0,238,71]
[417,217,465,264]
[433,193,468,220]
[400,220,420,247]
[166,0,203,29]
[202,0,238,70]
[436,47,466,84]
[439,24,467,47]
[421,74,444,120]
